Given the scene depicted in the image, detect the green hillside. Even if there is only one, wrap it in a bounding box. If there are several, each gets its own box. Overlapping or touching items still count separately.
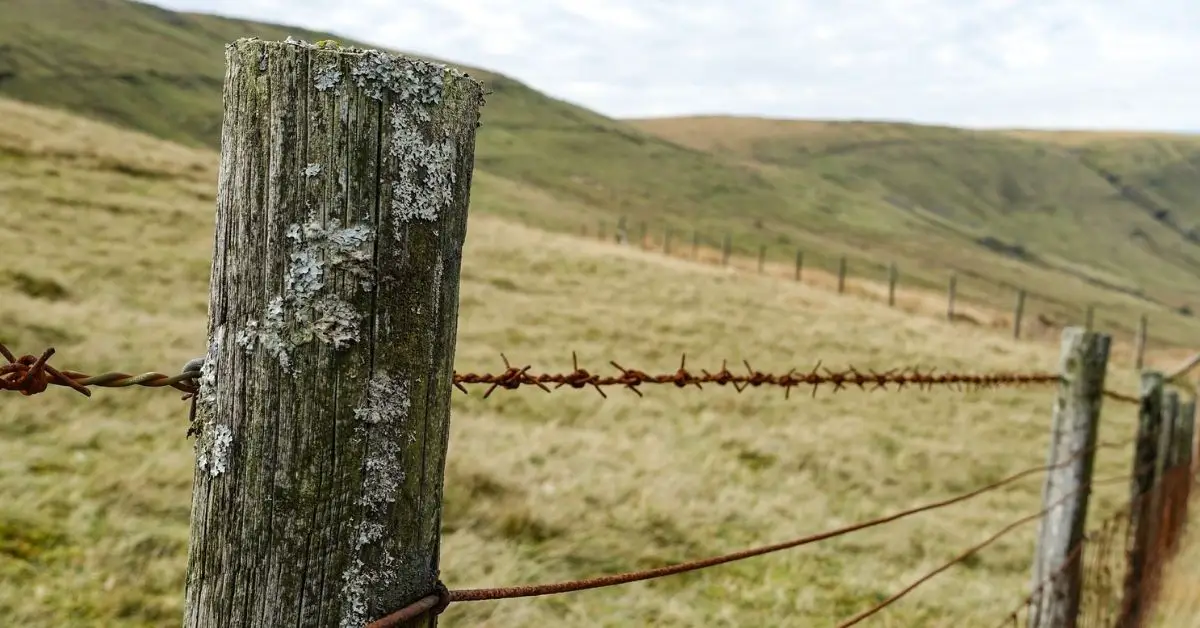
[5,0,1200,350]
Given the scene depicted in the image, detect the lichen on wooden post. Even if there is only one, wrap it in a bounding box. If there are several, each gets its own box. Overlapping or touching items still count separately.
[1027,327,1110,628]
[183,37,483,628]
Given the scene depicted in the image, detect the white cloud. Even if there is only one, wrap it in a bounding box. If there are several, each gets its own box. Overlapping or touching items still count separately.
[146,0,1200,131]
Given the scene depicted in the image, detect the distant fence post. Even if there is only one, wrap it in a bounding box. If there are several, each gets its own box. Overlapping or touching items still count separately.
[692,230,699,259]
[663,227,672,255]
[617,215,628,244]
[837,257,847,294]
[757,245,766,274]
[1135,315,1148,369]
[794,250,803,281]
[1118,371,1165,628]
[947,273,957,321]
[1013,289,1027,339]
[1165,395,1195,552]
[181,39,482,628]
[887,262,898,307]
[721,233,732,266]
[639,221,648,249]
[1027,327,1110,628]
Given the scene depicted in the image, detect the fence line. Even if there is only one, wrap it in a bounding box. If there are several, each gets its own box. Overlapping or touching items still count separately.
[597,217,1200,364]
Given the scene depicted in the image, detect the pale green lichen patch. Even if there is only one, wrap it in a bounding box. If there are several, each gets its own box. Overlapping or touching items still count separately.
[194,325,233,477]
[388,104,457,226]
[340,371,411,627]
[303,163,322,177]
[237,216,375,373]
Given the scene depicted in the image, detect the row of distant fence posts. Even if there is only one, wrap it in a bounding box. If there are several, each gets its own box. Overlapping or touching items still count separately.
[181,41,1190,627]
[1029,328,1196,627]
[589,218,1152,370]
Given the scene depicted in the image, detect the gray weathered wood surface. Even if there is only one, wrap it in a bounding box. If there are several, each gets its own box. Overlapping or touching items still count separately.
[1027,327,1110,628]
[183,37,483,628]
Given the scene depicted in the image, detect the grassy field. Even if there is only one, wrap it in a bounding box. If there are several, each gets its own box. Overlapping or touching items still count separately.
[2,96,1197,627]
[6,0,1200,359]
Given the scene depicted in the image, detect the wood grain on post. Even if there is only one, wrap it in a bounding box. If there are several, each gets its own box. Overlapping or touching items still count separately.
[1027,327,1110,628]
[794,250,803,282]
[1150,391,1181,560]
[757,245,766,274]
[1135,315,1148,370]
[1166,395,1195,551]
[1177,397,1196,542]
[1118,371,1164,628]
[947,273,957,321]
[837,256,847,294]
[1013,289,1026,339]
[721,233,731,266]
[183,38,482,628]
[887,262,897,307]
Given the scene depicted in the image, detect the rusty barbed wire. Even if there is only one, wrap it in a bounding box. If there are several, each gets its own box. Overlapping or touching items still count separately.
[1,343,1142,404]
[367,443,1126,627]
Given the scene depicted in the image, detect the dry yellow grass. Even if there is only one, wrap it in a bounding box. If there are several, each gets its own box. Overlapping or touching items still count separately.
[0,97,1195,626]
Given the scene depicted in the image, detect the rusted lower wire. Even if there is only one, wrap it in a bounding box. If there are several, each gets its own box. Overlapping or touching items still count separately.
[367,442,1122,626]
[836,487,1088,628]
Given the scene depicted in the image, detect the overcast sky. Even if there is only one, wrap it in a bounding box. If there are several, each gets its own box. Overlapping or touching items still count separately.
[147,0,1199,131]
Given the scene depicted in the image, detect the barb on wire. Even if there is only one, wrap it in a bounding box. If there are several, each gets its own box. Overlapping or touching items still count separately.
[2,343,1141,404]
[367,441,1125,626]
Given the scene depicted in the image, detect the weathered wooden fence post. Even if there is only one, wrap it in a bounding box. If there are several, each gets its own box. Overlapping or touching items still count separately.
[837,257,847,294]
[1013,289,1027,339]
[887,262,897,307]
[1027,327,1110,628]
[1165,395,1195,552]
[947,273,957,321]
[1134,315,1148,370]
[794,250,803,281]
[1150,390,1181,565]
[1117,371,1164,628]
[182,38,483,628]
[721,233,732,266]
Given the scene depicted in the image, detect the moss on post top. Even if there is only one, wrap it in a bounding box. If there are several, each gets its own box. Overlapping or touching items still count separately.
[226,36,484,109]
